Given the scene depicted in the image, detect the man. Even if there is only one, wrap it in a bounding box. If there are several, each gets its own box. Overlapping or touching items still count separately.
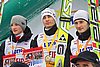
[70,10,93,55]
[33,8,73,67]
[71,51,100,67]
[0,15,37,67]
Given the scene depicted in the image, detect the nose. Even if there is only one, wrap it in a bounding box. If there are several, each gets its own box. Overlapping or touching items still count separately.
[45,17,50,23]
[77,23,81,28]
[11,25,17,29]
[45,16,49,20]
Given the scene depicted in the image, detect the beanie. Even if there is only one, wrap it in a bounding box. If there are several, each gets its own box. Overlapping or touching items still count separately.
[41,8,56,22]
[11,15,27,31]
[73,10,89,23]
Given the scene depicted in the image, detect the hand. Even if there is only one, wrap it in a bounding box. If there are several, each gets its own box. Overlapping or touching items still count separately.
[23,59,31,65]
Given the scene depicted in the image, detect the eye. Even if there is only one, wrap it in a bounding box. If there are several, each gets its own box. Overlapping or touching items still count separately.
[43,15,52,19]
[43,16,46,19]
[83,64,89,67]
[79,21,84,24]
[47,15,52,18]
[15,23,19,26]
[76,64,80,67]
[74,22,78,25]
[11,24,13,26]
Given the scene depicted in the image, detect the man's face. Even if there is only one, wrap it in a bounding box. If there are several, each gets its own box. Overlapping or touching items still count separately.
[11,23,23,35]
[42,15,55,29]
[75,60,93,67]
[74,19,89,34]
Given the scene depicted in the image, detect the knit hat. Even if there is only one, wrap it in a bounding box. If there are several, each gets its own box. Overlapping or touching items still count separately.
[41,8,56,22]
[71,51,99,64]
[11,15,27,31]
[73,10,89,23]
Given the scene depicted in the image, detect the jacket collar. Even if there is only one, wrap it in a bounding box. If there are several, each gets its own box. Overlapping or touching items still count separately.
[44,23,58,36]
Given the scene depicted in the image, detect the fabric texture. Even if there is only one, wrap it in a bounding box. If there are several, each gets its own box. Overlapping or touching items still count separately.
[73,10,89,24]
[70,27,93,56]
[71,51,99,64]
[11,15,27,31]
[41,8,56,22]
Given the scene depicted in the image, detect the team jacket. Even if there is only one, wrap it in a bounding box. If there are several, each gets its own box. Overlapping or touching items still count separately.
[70,27,93,56]
[33,24,74,67]
[0,26,38,67]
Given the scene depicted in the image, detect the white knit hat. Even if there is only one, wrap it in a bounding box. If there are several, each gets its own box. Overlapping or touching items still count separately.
[11,15,27,31]
[41,8,56,22]
[73,10,89,22]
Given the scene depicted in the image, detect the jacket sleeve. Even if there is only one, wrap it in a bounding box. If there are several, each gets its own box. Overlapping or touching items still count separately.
[30,35,38,48]
[64,34,74,67]
[0,41,5,67]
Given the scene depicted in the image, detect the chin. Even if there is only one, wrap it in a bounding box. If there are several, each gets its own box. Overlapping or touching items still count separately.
[13,32,19,35]
[78,30,83,33]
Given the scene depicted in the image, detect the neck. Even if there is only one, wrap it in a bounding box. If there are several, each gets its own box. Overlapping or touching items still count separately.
[76,27,91,41]
[44,23,58,36]
[15,33,24,38]
[45,26,52,31]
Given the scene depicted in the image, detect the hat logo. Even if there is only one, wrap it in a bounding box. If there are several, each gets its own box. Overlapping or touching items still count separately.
[21,22,25,25]
[96,58,99,62]
[42,11,56,18]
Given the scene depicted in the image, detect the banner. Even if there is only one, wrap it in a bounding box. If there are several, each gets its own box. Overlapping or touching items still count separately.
[55,0,72,67]
[88,0,100,60]
[3,54,16,67]
[23,47,45,67]
[3,47,45,67]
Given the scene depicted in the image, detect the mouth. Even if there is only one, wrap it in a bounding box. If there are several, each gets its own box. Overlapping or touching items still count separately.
[13,30,17,32]
[45,23,50,25]
[77,27,83,30]
[45,22,51,25]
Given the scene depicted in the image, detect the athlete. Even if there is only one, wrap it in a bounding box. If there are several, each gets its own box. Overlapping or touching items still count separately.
[33,8,73,67]
[0,15,37,67]
[70,10,93,56]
